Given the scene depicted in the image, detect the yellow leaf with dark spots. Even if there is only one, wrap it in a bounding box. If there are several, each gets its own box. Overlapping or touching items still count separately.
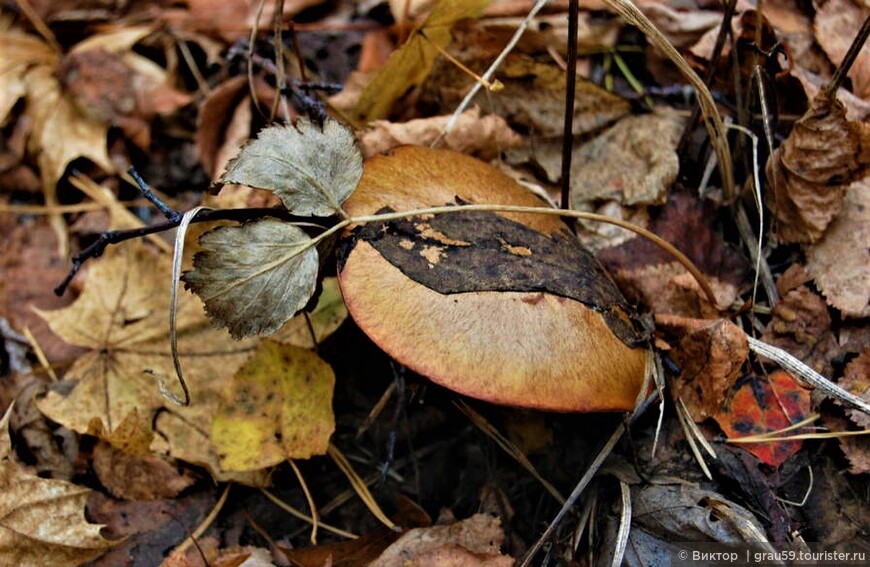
[212,341,336,471]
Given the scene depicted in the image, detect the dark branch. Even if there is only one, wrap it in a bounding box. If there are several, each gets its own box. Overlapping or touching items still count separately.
[127,167,182,223]
[559,0,580,211]
[54,207,331,296]
[825,13,870,97]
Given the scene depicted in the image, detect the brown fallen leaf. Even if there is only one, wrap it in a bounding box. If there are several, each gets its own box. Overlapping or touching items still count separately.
[838,348,870,430]
[805,178,870,318]
[92,441,197,501]
[0,218,82,365]
[597,191,748,318]
[428,53,630,140]
[630,480,773,545]
[656,316,748,421]
[827,413,870,475]
[766,90,866,243]
[762,265,842,377]
[369,514,512,567]
[86,490,218,567]
[569,107,686,206]
[0,405,119,565]
[33,240,267,485]
[161,536,274,567]
[58,43,190,149]
[0,28,114,253]
[360,107,522,160]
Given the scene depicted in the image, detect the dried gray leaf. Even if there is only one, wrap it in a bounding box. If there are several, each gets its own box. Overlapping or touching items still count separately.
[219,118,362,217]
[184,219,319,339]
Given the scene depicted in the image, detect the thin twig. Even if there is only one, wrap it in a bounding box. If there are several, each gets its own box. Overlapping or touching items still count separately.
[825,13,870,98]
[438,0,550,142]
[518,421,626,566]
[560,0,580,210]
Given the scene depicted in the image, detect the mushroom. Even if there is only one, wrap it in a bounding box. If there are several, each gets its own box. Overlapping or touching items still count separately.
[337,146,649,412]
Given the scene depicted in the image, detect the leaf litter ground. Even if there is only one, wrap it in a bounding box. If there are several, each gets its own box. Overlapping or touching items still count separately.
[1,0,869,565]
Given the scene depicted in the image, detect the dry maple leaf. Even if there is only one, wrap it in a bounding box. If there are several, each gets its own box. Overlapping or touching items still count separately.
[0,405,119,566]
[34,242,258,467]
[0,25,189,253]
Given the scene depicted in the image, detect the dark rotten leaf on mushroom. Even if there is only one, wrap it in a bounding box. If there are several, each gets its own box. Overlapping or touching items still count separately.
[337,146,650,412]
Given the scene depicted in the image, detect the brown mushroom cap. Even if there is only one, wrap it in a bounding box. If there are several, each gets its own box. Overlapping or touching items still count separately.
[337,146,649,412]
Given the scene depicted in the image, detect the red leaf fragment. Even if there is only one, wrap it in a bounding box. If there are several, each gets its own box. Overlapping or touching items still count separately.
[715,370,813,468]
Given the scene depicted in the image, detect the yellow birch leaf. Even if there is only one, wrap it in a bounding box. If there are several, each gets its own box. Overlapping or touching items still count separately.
[353,0,491,122]
[0,405,120,566]
[212,341,336,471]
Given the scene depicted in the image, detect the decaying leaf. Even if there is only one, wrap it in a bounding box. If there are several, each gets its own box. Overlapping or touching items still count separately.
[569,108,686,206]
[716,370,813,468]
[0,405,119,565]
[338,146,649,412]
[628,481,775,556]
[212,341,335,471]
[762,266,842,377]
[184,219,319,339]
[805,179,870,318]
[369,513,512,567]
[360,107,522,160]
[0,30,115,194]
[353,0,491,122]
[217,119,363,217]
[91,441,197,501]
[34,241,257,450]
[428,53,631,141]
[766,90,866,243]
[597,191,748,318]
[656,316,748,421]
[839,348,870,430]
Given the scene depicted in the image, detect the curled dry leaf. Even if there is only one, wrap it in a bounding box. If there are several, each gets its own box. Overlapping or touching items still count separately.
[184,219,319,339]
[337,146,649,412]
[0,406,119,566]
[369,513,512,567]
[211,341,336,471]
[766,90,866,243]
[805,179,870,318]
[655,315,748,421]
[360,107,522,160]
[596,191,747,318]
[216,119,363,217]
